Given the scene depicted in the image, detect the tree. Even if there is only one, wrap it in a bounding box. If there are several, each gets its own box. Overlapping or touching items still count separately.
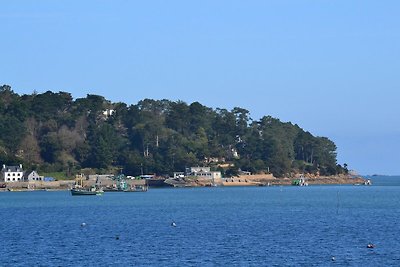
[166,101,190,135]
[31,91,73,121]
[313,137,338,175]
[232,107,251,136]
[18,135,42,164]
[86,123,123,168]
[0,116,26,153]
[40,132,61,163]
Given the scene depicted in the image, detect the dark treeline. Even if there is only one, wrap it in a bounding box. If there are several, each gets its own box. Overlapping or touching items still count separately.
[0,85,348,177]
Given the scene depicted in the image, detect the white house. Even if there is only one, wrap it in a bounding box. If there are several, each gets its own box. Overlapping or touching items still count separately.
[185,167,222,180]
[186,167,211,174]
[1,164,24,183]
[102,109,115,119]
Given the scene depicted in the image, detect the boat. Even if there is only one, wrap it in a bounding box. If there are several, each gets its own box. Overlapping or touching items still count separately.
[364,179,372,185]
[71,175,104,196]
[71,187,104,196]
[292,175,308,186]
[103,174,149,192]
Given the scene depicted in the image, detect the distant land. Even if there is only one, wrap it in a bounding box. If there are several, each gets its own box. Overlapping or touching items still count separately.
[0,84,349,179]
[366,174,400,177]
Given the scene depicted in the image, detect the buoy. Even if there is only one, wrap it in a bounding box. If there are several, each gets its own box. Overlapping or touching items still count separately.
[171,221,177,227]
[115,235,120,240]
[367,243,375,248]
[331,256,335,261]
[81,222,86,227]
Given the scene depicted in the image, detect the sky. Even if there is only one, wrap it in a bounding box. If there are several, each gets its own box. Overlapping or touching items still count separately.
[1,1,399,175]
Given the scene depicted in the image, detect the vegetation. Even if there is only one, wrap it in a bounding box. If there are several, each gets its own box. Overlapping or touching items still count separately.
[0,85,348,178]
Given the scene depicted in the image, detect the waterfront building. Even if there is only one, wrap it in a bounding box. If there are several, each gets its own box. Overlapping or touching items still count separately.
[184,167,222,180]
[1,164,24,183]
[170,166,223,187]
[24,170,42,181]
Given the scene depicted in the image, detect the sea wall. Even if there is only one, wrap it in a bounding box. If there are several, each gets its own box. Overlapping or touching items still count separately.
[222,174,365,186]
[5,181,74,190]
[223,174,284,186]
[305,175,366,185]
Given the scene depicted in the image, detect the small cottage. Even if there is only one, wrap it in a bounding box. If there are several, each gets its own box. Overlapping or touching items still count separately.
[24,170,42,182]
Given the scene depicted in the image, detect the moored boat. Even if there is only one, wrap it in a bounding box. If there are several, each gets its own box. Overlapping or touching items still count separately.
[364,179,372,185]
[71,175,103,196]
[292,176,308,186]
[70,187,103,196]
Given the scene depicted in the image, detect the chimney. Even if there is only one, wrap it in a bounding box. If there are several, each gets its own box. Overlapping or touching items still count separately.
[2,164,5,169]
[20,164,23,169]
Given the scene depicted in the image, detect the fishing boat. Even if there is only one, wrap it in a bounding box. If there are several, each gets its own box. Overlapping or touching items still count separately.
[103,173,149,192]
[70,186,104,196]
[71,176,103,196]
[291,175,308,186]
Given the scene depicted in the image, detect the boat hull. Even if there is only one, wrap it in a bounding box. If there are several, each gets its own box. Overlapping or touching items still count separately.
[147,178,172,187]
[103,187,148,192]
[70,189,102,196]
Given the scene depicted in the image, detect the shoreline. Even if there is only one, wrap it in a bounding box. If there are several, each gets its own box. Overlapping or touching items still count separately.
[220,174,366,187]
[0,174,367,191]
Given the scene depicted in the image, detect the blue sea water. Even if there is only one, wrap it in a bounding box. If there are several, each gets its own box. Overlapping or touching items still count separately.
[1,176,400,266]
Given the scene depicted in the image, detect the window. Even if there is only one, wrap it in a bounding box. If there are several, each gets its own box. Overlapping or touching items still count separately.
[12,178,15,181]
[7,178,10,181]
[13,173,15,176]
[17,173,21,177]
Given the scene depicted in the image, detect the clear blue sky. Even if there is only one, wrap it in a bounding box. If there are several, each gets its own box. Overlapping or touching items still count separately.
[1,1,399,175]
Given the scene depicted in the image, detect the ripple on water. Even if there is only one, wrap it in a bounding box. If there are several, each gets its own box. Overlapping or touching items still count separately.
[1,186,400,266]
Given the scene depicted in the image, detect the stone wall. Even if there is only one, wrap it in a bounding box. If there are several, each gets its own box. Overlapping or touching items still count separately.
[6,180,74,189]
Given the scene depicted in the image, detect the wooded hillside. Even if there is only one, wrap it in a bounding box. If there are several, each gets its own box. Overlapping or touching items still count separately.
[0,85,348,177]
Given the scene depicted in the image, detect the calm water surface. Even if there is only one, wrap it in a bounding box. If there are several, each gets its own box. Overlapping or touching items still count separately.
[1,176,400,266]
